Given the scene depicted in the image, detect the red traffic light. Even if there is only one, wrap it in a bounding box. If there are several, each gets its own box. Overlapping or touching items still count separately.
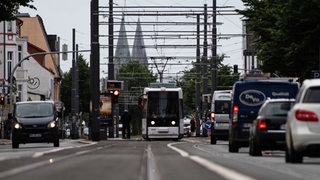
[113,90,120,96]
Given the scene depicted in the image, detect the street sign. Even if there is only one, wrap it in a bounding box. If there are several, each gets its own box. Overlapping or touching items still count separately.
[311,70,320,79]
[204,121,211,130]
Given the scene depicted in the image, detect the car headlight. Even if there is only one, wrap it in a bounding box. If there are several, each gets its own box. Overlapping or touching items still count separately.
[151,121,155,125]
[171,121,176,125]
[14,123,22,129]
[48,121,56,128]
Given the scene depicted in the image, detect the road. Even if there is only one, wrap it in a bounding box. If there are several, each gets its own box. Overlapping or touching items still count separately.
[0,138,319,180]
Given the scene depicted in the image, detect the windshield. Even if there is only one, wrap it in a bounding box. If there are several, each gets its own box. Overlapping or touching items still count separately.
[147,91,179,119]
[16,103,54,118]
[263,102,294,116]
[214,100,231,114]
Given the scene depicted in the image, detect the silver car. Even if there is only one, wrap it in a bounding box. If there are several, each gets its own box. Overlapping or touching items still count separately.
[285,79,320,163]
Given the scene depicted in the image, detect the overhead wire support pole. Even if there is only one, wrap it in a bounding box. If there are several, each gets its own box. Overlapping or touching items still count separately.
[108,0,114,80]
[211,0,217,95]
[201,4,208,136]
[195,14,201,137]
[90,0,100,141]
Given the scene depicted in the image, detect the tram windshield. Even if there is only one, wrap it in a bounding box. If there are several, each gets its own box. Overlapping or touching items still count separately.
[147,91,179,119]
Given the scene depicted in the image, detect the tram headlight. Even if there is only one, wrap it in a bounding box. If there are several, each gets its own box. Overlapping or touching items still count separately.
[151,121,155,125]
[171,121,176,125]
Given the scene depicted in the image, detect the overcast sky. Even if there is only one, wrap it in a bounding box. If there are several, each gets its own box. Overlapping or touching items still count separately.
[19,0,245,77]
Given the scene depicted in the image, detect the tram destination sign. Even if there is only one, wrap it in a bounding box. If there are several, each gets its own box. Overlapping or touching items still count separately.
[107,80,124,90]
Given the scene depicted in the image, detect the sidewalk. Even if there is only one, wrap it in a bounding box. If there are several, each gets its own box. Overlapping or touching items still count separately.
[0,139,11,145]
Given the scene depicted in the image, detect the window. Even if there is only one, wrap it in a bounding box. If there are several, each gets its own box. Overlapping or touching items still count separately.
[7,51,13,77]
[303,87,320,103]
[18,84,22,102]
[7,21,13,32]
[18,45,22,67]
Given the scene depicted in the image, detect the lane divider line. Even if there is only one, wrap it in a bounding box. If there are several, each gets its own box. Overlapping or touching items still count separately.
[168,142,256,180]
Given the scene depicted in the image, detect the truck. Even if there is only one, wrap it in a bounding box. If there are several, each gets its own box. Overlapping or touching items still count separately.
[228,72,299,152]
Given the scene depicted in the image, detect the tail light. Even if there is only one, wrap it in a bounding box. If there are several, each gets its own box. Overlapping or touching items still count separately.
[232,105,239,124]
[233,105,239,113]
[210,112,215,120]
[295,110,319,122]
[257,118,267,129]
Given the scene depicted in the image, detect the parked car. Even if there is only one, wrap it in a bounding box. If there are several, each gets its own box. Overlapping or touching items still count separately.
[249,98,295,156]
[11,101,60,149]
[285,79,320,163]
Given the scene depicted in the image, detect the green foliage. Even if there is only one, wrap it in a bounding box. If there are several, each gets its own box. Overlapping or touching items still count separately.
[118,60,157,89]
[1,0,35,21]
[60,55,91,116]
[180,55,237,113]
[238,0,320,81]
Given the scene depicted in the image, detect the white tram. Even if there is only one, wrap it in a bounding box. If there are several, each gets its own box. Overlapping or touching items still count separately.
[141,83,184,140]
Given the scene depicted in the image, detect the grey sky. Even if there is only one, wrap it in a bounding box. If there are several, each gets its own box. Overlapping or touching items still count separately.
[19,0,244,76]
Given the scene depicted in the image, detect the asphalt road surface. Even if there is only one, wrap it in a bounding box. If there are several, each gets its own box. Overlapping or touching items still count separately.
[0,138,320,180]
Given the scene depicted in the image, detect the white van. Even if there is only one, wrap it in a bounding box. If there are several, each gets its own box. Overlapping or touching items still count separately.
[210,90,231,144]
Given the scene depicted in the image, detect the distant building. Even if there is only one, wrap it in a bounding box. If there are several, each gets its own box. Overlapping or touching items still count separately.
[18,14,62,101]
[114,17,148,79]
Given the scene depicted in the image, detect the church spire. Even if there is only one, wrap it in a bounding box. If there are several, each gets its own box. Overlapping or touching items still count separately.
[132,18,148,66]
[114,15,130,78]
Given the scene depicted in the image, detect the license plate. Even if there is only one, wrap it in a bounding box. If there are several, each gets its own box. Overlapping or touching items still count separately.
[243,123,251,128]
[216,123,229,127]
[29,134,42,138]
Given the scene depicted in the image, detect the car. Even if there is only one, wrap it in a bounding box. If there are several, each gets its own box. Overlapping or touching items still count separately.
[249,98,295,156]
[11,101,60,149]
[285,79,320,163]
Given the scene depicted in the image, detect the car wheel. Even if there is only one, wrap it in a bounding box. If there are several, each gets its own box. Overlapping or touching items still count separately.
[12,140,19,149]
[54,139,60,147]
[249,136,262,156]
[229,140,239,153]
[210,134,217,144]
[286,135,303,163]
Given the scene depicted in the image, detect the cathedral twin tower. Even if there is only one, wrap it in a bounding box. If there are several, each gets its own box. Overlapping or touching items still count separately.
[114,17,148,78]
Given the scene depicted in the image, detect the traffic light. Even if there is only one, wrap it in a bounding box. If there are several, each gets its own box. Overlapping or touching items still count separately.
[233,65,238,74]
[113,90,120,103]
[0,96,4,105]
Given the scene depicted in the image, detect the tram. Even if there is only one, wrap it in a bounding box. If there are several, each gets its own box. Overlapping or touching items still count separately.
[141,83,184,140]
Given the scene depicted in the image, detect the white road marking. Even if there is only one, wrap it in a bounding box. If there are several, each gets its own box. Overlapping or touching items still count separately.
[168,142,256,180]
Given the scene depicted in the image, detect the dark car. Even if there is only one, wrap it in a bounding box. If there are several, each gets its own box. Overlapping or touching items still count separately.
[11,101,60,149]
[249,98,295,156]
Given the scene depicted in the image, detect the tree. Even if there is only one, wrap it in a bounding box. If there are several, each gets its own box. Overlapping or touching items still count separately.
[180,55,237,113]
[1,0,35,21]
[118,60,157,135]
[238,0,320,81]
[60,55,91,120]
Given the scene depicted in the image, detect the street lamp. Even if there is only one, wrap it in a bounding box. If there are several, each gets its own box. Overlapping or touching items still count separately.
[9,50,90,113]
